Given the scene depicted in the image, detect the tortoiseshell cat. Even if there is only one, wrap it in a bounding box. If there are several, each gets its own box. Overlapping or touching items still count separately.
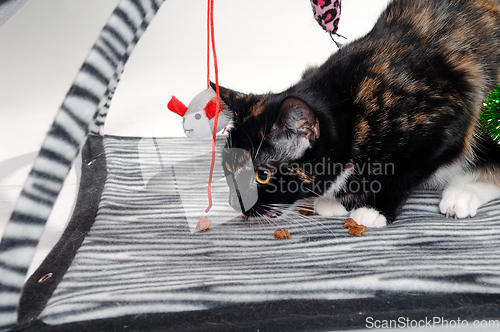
[216,0,500,227]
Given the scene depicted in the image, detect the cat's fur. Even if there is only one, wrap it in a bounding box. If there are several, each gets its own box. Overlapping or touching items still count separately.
[216,0,500,227]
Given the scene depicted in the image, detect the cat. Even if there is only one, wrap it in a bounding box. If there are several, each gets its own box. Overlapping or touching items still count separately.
[215,0,500,227]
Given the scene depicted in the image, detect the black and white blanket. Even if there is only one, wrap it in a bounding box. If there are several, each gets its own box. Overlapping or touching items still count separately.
[2,0,499,329]
[17,135,500,331]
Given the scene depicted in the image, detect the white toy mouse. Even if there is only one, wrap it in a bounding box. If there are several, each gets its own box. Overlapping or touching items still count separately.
[167,88,230,139]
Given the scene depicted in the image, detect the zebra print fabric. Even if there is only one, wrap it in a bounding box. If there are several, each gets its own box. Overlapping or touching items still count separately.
[0,1,165,329]
[35,135,500,326]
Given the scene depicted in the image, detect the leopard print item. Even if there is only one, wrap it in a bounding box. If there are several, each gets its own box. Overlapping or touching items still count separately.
[310,0,341,34]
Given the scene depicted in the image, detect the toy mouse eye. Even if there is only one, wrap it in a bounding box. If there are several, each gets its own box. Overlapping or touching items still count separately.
[255,170,272,185]
[195,114,202,120]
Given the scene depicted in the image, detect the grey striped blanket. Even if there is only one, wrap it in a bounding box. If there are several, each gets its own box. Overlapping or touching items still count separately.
[2,0,500,328]
[21,135,500,330]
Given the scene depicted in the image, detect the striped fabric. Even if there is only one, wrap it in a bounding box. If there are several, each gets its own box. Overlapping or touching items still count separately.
[37,136,500,326]
[0,1,165,329]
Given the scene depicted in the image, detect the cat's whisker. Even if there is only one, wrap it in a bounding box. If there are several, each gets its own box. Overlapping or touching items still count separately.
[261,203,315,240]
[242,129,255,156]
[246,207,282,230]
[305,188,322,198]
[302,213,338,238]
[285,214,312,241]
[294,200,340,238]
[254,117,268,160]
[254,134,265,160]
[258,215,281,230]
[264,202,337,240]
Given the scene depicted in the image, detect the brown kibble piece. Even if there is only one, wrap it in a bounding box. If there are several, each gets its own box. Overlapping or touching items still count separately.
[274,228,292,239]
[196,216,212,232]
[347,227,366,236]
[342,218,358,228]
[342,218,368,236]
[298,205,314,216]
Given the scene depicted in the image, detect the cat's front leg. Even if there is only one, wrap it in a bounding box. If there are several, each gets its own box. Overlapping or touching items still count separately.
[314,197,388,228]
[439,181,500,218]
[314,196,348,217]
[344,179,410,228]
[348,207,387,228]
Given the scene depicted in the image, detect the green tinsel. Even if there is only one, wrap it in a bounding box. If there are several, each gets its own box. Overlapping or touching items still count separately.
[481,84,500,145]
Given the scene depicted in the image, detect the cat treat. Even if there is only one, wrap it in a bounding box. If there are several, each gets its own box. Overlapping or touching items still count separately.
[266,211,282,218]
[298,205,314,216]
[196,216,212,232]
[274,229,292,239]
[342,218,368,236]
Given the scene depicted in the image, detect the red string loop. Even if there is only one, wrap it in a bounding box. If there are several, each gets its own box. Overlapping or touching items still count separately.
[205,0,221,213]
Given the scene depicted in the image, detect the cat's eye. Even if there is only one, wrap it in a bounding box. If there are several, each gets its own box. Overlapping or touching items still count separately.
[255,170,272,185]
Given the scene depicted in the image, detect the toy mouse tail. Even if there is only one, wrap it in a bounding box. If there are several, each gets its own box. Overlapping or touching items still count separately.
[167,96,188,117]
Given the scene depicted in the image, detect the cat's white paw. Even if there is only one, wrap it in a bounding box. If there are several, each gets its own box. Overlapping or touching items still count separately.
[439,182,500,219]
[314,197,348,217]
[439,186,481,219]
[349,207,387,228]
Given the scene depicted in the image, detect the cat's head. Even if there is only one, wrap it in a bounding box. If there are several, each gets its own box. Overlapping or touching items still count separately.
[214,84,332,217]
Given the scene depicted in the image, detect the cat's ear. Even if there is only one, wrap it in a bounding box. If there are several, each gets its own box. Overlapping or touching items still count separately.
[210,81,262,119]
[271,98,320,157]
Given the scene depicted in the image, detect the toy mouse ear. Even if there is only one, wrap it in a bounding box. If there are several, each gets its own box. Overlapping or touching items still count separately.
[204,97,227,120]
[167,96,188,116]
[204,98,217,120]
